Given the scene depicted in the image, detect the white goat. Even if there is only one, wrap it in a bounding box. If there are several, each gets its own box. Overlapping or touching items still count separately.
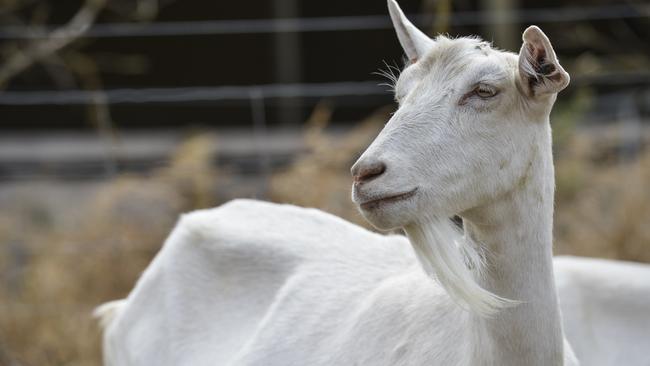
[96,1,650,365]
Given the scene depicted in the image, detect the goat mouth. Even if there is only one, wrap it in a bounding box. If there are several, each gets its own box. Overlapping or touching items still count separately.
[359,188,418,211]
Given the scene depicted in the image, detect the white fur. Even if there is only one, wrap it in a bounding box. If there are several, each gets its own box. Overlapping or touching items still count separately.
[555,257,650,365]
[97,201,650,366]
[97,2,650,365]
[94,299,126,330]
[405,218,514,316]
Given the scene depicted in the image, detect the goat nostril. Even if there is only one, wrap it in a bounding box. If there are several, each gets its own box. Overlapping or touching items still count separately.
[354,162,386,183]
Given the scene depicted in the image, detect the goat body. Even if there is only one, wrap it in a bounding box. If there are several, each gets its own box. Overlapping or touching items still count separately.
[98,200,650,366]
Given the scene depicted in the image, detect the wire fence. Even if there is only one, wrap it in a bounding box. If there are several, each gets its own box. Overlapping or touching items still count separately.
[0,82,386,105]
[0,3,648,180]
[0,4,648,39]
[0,74,649,107]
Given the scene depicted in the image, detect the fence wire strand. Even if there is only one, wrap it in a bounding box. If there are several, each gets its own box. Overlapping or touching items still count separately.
[0,4,648,40]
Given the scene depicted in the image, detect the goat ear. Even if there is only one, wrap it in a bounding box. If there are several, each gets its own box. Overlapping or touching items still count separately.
[388,0,434,62]
[517,26,569,97]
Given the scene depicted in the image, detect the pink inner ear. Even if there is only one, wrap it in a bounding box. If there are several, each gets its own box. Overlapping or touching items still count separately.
[520,27,569,95]
[527,44,544,72]
[526,42,557,77]
[522,41,567,96]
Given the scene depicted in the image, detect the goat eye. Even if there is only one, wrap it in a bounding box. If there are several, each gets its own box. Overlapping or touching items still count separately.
[475,84,497,98]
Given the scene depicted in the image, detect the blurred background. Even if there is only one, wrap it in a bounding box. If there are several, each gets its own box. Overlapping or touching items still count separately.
[0,0,648,364]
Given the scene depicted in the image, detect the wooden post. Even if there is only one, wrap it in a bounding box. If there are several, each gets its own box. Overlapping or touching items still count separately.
[273,0,302,126]
[481,0,517,51]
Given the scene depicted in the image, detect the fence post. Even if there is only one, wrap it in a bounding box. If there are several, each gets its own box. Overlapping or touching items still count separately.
[250,88,272,198]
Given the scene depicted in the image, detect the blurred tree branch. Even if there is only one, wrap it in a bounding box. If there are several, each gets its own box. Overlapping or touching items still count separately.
[0,0,106,89]
[64,51,119,176]
[0,0,173,178]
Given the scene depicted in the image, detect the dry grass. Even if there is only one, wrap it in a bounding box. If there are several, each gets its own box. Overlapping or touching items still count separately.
[0,111,649,365]
[555,133,650,262]
[0,135,217,365]
[270,103,390,226]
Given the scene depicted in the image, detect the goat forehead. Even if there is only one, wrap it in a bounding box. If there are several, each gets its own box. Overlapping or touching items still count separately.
[422,37,488,64]
[419,36,516,78]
